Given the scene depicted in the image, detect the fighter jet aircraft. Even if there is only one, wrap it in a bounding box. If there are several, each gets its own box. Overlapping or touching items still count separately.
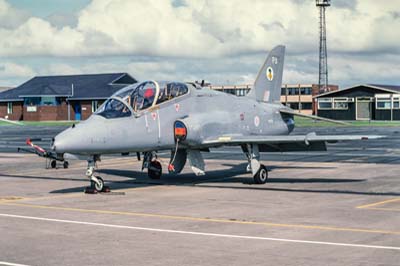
[48,45,381,192]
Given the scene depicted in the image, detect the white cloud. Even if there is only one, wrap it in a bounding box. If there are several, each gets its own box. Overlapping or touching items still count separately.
[0,0,398,87]
[0,0,29,29]
[41,63,81,76]
[0,0,398,58]
[0,61,35,85]
[0,62,35,78]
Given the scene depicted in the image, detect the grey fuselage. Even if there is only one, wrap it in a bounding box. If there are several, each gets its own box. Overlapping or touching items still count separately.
[53,84,294,155]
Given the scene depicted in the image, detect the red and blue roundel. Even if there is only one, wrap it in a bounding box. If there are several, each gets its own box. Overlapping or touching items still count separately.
[174,121,187,141]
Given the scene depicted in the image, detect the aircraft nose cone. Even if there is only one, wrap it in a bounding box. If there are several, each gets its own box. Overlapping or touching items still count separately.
[52,135,66,153]
[52,126,79,153]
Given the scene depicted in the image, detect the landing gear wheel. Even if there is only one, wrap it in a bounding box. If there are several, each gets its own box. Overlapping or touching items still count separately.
[148,161,162,179]
[253,164,268,184]
[91,176,104,192]
[51,160,57,169]
[63,161,69,169]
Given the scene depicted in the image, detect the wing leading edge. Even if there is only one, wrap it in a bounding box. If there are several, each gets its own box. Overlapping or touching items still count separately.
[201,133,383,152]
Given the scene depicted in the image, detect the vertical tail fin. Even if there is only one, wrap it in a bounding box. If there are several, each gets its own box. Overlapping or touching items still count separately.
[247,45,285,103]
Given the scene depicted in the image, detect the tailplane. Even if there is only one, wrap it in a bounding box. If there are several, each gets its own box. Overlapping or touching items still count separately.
[247,45,285,103]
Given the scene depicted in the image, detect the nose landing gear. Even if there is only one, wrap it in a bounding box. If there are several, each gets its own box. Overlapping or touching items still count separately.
[84,157,110,194]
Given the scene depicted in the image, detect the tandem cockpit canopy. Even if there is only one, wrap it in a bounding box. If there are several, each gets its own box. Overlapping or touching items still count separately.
[95,81,189,119]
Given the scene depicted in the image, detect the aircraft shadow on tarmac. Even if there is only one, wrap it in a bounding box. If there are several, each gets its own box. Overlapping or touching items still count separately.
[47,163,399,197]
[2,163,397,197]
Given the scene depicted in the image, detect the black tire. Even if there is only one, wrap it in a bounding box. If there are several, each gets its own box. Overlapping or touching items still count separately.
[93,176,104,192]
[63,161,69,169]
[148,161,162,179]
[51,160,57,169]
[253,164,268,184]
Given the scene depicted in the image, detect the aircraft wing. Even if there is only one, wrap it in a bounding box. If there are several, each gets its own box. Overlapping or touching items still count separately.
[0,118,22,125]
[201,133,384,152]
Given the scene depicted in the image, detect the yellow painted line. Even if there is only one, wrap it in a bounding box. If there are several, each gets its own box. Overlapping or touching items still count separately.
[1,202,400,236]
[360,207,400,212]
[357,198,400,209]
[0,196,25,201]
[0,184,168,203]
[119,185,171,193]
[17,193,83,202]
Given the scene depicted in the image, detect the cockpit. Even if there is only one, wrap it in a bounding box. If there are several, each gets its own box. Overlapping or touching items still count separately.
[95,81,189,119]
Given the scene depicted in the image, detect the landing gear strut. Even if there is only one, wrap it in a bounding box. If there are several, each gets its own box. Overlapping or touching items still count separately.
[243,144,269,184]
[84,156,110,193]
[143,152,162,179]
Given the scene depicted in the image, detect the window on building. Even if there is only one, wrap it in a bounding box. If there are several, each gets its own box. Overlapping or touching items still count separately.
[7,102,12,114]
[318,98,333,109]
[41,97,57,106]
[24,97,41,106]
[92,100,99,113]
[287,87,300,95]
[333,98,349,110]
[376,98,392,109]
[301,102,312,110]
[300,87,312,95]
[288,102,299,110]
[393,97,400,109]
[23,97,62,106]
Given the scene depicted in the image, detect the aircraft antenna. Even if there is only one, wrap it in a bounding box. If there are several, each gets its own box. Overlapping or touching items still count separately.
[316,0,330,93]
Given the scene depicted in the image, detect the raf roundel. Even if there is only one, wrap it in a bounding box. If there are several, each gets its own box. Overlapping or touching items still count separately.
[266,67,274,81]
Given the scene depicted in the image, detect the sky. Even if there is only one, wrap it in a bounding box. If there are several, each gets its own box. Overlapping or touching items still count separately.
[0,0,399,88]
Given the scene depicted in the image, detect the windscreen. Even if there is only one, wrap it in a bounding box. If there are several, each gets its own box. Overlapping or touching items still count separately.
[95,98,131,119]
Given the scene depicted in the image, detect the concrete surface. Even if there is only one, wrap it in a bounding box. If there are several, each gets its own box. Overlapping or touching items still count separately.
[0,125,399,265]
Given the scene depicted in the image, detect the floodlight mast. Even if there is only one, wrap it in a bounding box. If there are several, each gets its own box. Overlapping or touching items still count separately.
[316,0,330,93]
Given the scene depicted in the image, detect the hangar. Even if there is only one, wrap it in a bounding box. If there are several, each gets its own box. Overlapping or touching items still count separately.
[0,73,137,121]
[315,84,400,120]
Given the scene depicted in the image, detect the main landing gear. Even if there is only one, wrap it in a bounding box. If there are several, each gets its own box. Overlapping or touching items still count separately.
[143,152,162,179]
[84,156,110,194]
[243,144,269,184]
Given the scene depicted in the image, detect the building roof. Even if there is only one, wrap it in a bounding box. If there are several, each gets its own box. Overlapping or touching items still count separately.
[367,84,400,92]
[314,84,400,98]
[0,73,137,102]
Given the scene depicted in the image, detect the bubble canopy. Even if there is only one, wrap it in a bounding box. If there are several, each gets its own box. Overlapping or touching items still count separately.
[95,81,189,119]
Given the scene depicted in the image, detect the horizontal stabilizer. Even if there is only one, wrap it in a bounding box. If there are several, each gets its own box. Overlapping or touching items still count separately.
[280,109,350,125]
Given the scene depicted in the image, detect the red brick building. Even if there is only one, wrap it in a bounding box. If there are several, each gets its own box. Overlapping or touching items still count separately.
[0,73,137,121]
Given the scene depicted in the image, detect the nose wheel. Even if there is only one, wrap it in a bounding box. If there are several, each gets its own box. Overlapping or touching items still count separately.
[90,176,104,191]
[84,157,110,194]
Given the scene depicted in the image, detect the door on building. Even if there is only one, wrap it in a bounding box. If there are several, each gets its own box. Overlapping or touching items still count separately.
[356,98,371,120]
[74,102,82,121]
